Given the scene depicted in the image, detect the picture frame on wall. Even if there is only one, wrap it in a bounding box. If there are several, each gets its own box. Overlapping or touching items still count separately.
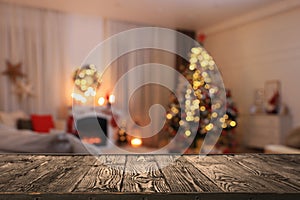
[264,80,281,114]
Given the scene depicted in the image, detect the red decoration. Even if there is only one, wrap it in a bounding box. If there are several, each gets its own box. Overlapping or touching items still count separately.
[31,114,54,133]
[269,90,279,105]
[67,115,78,135]
[110,117,118,128]
[197,34,206,43]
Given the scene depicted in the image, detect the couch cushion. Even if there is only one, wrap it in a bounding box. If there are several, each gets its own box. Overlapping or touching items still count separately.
[31,114,54,133]
[0,110,28,128]
[17,119,33,130]
[0,129,72,153]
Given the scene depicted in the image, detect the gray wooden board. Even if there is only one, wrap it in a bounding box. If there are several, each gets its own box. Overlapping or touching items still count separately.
[155,155,221,192]
[122,155,171,192]
[74,155,125,192]
[0,154,299,199]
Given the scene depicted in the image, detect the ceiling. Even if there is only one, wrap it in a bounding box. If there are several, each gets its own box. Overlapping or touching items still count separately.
[2,0,283,30]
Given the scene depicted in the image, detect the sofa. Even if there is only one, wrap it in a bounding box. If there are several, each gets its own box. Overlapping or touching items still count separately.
[0,110,101,154]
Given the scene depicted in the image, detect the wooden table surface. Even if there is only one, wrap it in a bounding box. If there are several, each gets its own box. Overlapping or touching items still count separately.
[0,154,299,200]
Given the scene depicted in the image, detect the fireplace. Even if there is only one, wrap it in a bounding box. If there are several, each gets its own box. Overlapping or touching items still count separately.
[75,116,108,146]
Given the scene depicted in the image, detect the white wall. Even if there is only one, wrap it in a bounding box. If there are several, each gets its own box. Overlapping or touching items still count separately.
[65,14,104,69]
[63,14,104,106]
[204,7,300,129]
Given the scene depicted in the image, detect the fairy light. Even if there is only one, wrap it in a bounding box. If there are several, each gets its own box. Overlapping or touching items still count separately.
[71,93,87,103]
[166,113,173,120]
[109,94,115,103]
[73,64,101,92]
[230,121,237,127]
[98,97,105,106]
[185,130,191,137]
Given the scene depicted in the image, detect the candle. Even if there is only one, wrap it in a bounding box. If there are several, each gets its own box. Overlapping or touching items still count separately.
[109,94,115,104]
[131,138,142,147]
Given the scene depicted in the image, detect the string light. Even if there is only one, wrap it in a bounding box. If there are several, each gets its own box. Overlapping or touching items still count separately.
[71,93,87,103]
[230,121,237,127]
[166,113,173,119]
[98,97,105,106]
[185,130,191,137]
[73,64,101,92]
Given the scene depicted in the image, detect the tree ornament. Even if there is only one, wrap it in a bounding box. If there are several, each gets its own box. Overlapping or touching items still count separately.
[2,60,25,83]
[14,80,35,101]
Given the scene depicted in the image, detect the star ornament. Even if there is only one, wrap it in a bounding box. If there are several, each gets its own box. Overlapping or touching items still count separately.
[2,60,25,82]
[14,80,35,101]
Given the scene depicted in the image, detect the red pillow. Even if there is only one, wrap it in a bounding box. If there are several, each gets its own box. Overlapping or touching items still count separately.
[31,115,54,133]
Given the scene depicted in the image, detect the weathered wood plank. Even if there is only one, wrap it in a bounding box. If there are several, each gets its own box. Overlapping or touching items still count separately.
[252,154,300,176]
[45,156,96,192]
[185,155,299,193]
[0,154,299,196]
[156,155,222,192]
[1,156,95,192]
[0,193,299,200]
[74,155,125,192]
[0,155,52,191]
[121,155,171,192]
[0,154,37,164]
[229,154,300,191]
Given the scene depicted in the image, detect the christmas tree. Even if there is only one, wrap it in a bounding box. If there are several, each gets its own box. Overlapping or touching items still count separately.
[165,46,238,153]
[216,89,238,153]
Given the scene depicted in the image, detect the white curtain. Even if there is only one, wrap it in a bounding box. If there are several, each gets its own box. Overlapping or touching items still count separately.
[0,3,68,118]
[104,20,176,145]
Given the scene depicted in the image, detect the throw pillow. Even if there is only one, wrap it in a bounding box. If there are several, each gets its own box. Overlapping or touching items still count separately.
[0,110,28,128]
[31,114,54,133]
[17,119,33,130]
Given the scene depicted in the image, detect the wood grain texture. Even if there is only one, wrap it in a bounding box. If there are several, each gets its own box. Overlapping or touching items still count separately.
[122,155,171,192]
[233,154,300,191]
[75,155,125,192]
[211,155,300,192]
[2,156,96,192]
[0,154,299,198]
[185,154,300,193]
[156,155,221,192]
[0,155,53,190]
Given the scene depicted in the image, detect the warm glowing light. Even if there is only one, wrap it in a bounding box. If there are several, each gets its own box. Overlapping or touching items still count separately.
[98,97,105,106]
[205,123,214,131]
[200,60,208,67]
[131,138,142,147]
[212,112,218,118]
[84,87,96,97]
[82,137,101,144]
[171,107,179,114]
[219,117,225,123]
[166,113,172,119]
[71,93,87,103]
[189,64,196,70]
[191,47,202,54]
[200,106,206,111]
[185,130,191,137]
[109,95,115,103]
[230,121,237,127]
[189,57,197,64]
